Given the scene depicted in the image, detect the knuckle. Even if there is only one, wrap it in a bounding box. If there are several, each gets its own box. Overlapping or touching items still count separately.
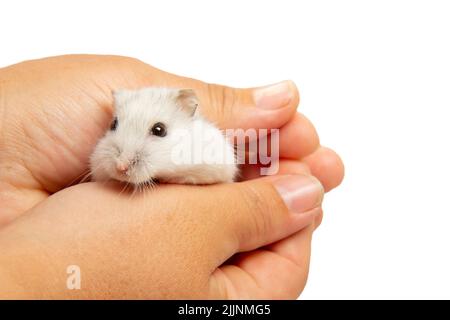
[205,83,237,127]
[237,183,272,242]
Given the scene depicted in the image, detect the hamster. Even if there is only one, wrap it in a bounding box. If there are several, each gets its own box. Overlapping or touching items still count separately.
[90,87,237,186]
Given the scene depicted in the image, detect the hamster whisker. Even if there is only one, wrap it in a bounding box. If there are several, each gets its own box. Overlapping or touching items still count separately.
[82,163,106,185]
[79,171,94,184]
[64,168,91,188]
[118,181,130,196]
[131,184,139,198]
[142,179,156,191]
[86,162,103,176]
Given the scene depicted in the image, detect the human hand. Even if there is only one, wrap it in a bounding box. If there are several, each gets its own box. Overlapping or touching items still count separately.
[0,173,323,299]
[0,55,343,225]
[0,55,344,298]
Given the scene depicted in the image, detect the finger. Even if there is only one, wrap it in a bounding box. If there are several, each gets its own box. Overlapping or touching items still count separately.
[136,62,300,131]
[266,221,315,268]
[239,144,345,194]
[193,80,300,130]
[302,146,345,192]
[239,159,311,181]
[209,223,315,299]
[235,113,320,172]
[136,58,299,131]
[239,159,323,230]
[194,174,323,265]
[278,113,320,159]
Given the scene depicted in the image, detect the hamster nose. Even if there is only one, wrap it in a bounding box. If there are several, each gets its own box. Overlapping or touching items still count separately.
[116,162,129,174]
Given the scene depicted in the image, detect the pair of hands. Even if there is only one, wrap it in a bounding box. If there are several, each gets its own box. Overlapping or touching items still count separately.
[0,55,344,299]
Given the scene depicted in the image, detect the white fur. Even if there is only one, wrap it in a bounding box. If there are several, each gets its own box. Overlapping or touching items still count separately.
[90,87,237,185]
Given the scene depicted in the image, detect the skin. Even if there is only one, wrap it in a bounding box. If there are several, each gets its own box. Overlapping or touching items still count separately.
[0,55,344,299]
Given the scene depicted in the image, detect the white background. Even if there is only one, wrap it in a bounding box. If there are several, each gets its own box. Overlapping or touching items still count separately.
[1,0,449,299]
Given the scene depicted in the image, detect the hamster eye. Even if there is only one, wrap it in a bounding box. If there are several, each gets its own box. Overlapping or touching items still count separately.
[150,122,167,137]
[110,117,118,131]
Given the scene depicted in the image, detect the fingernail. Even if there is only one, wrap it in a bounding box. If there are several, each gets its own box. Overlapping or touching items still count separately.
[273,175,324,214]
[253,80,295,109]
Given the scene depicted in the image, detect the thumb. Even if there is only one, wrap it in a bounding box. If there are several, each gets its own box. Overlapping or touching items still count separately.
[198,174,323,262]
[193,80,299,130]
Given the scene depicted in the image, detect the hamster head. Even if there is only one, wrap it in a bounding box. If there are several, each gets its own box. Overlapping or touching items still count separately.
[90,87,199,185]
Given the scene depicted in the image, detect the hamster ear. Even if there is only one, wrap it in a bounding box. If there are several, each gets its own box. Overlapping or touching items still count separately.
[176,89,199,117]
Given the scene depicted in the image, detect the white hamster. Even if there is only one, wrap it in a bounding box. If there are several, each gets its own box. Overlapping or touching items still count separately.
[90,87,237,185]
